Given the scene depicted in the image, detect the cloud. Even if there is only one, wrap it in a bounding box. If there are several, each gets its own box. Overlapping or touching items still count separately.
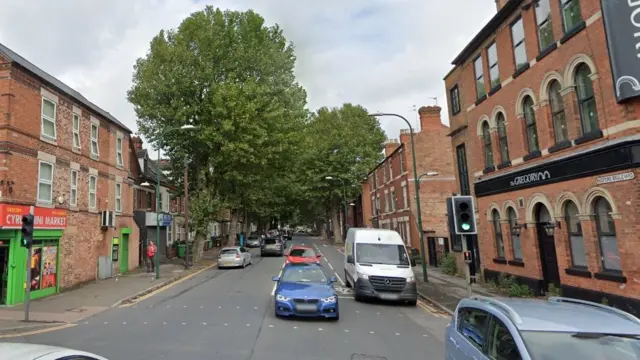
[0,0,495,141]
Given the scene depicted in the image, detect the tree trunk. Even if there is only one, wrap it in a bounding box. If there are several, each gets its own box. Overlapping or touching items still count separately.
[317,219,326,240]
[193,231,206,262]
[228,211,239,247]
[331,209,342,243]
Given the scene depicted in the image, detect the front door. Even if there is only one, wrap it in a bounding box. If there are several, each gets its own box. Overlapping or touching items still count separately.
[535,204,560,293]
[427,237,438,267]
[0,245,8,305]
[119,234,129,274]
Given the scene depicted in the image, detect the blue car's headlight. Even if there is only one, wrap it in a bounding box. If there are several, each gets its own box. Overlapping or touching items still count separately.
[322,296,337,303]
[276,294,290,301]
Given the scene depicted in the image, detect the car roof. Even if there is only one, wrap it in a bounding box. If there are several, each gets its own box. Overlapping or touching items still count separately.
[0,342,107,359]
[459,296,640,334]
[283,262,323,270]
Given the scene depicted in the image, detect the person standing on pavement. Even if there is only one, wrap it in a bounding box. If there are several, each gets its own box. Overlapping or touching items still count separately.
[147,240,157,272]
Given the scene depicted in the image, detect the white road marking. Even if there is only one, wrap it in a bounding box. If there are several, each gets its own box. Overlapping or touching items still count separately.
[84,322,88,324]
[318,328,323,331]
[200,306,203,308]
[344,329,349,332]
[293,326,297,329]
[370,331,375,334]
[166,305,170,308]
[423,334,428,337]
[218,306,222,309]
[236,306,240,309]
[163,322,167,325]
[182,323,186,325]
[269,325,274,328]
[254,306,258,309]
[313,244,345,285]
[395,333,400,336]
[122,322,127,325]
[224,323,228,326]
[144,322,148,325]
[203,323,207,325]
[376,312,380,315]
[246,324,250,327]
[271,264,285,296]
[183,305,187,308]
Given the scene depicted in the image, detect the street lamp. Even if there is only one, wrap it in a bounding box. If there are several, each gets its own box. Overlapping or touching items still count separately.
[368,112,428,282]
[325,176,347,243]
[147,124,196,280]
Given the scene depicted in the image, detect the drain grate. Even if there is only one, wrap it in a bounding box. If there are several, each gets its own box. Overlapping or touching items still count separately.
[352,354,387,360]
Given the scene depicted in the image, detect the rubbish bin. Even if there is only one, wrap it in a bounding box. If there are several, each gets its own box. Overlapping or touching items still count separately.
[177,244,186,258]
[209,240,213,249]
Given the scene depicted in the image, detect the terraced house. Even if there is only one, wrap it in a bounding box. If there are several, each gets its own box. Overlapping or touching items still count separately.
[444,0,640,312]
[0,43,138,305]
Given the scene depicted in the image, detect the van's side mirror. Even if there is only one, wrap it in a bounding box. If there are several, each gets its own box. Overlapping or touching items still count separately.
[272,276,280,282]
[346,255,354,264]
[329,277,337,283]
[410,258,417,267]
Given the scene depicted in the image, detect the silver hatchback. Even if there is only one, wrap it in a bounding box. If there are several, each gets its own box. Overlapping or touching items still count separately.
[217,247,252,269]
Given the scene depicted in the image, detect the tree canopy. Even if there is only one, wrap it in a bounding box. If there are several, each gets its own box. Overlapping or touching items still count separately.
[128,6,386,241]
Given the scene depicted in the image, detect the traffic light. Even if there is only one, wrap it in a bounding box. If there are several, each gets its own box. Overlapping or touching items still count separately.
[21,214,34,248]
[452,196,477,235]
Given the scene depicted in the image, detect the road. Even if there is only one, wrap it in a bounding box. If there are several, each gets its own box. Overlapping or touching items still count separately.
[16,236,449,360]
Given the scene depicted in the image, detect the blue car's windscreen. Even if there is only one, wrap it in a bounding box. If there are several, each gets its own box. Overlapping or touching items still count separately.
[281,267,328,283]
[356,243,410,265]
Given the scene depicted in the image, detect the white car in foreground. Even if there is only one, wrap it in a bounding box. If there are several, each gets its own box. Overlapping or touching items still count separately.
[0,343,108,360]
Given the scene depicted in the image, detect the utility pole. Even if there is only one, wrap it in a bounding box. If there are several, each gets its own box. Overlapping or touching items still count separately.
[462,236,473,297]
[183,157,190,269]
[23,205,34,321]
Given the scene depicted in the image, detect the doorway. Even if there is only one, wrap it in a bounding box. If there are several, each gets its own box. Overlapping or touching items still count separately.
[535,204,560,293]
[427,237,438,267]
[0,245,8,305]
[119,234,129,274]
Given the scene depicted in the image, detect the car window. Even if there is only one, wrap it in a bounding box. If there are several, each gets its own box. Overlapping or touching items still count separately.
[220,249,238,255]
[281,267,328,283]
[289,249,315,257]
[457,307,490,350]
[264,238,276,244]
[487,317,521,360]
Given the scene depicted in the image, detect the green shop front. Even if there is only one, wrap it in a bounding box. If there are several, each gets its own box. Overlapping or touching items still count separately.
[0,204,67,306]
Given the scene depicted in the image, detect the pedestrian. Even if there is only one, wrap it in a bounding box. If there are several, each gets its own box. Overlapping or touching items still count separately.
[147,240,157,273]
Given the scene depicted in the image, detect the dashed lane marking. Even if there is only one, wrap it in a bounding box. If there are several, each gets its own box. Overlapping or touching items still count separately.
[271,263,286,296]
[313,244,345,285]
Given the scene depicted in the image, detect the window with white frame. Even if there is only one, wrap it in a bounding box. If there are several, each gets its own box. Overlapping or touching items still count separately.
[384,192,390,212]
[41,98,57,140]
[72,113,81,148]
[115,183,122,213]
[390,189,396,211]
[402,185,408,209]
[90,123,99,157]
[89,175,97,209]
[38,161,54,203]
[70,170,78,207]
[116,136,124,167]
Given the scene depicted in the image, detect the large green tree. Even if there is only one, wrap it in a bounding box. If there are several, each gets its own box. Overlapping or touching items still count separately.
[128,6,308,249]
[299,104,386,241]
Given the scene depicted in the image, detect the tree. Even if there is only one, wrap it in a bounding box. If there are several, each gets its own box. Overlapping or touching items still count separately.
[128,6,308,249]
[299,104,386,242]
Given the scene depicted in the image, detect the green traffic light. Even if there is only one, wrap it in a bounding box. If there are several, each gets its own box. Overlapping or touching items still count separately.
[461,223,471,231]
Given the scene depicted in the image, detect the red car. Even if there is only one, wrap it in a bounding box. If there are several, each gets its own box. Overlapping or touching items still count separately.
[285,246,321,264]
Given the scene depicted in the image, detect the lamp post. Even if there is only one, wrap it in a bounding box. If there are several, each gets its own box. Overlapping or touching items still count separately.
[325,176,347,243]
[142,124,196,280]
[368,113,428,283]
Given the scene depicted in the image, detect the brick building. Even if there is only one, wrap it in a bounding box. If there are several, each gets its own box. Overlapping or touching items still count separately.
[0,43,138,305]
[361,106,456,266]
[444,0,639,311]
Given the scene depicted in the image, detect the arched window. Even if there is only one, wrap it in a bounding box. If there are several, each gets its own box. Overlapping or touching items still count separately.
[564,201,586,268]
[482,122,494,167]
[548,80,568,143]
[507,207,522,260]
[523,96,539,152]
[575,63,599,134]
[496,113,509,163]
[492,210,505,258]
[593,197,621,272]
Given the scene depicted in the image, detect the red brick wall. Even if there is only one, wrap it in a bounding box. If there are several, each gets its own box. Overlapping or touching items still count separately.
[0,64,139,288]
[444,0,640,297]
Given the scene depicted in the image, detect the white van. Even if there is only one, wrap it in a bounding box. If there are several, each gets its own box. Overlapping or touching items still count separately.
[343,228,417,305]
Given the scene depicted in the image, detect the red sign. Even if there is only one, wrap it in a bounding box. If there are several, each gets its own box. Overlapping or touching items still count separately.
[0,204,68,229]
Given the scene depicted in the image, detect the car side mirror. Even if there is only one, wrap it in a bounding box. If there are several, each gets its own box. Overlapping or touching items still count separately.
[316,254,322,258]
[272,276,280,282]
[347,255,354,264]
[329,277,337,283]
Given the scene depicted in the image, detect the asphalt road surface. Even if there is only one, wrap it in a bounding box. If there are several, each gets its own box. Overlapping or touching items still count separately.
[15,236,449,360]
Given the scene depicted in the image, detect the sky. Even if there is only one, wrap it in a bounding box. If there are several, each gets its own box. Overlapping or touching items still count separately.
[0,0,496,143]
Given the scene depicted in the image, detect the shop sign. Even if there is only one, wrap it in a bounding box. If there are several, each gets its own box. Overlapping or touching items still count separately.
[596,172,635,185]
[0,205,68,229]
[509,170,551,187]
[161,214,172,226]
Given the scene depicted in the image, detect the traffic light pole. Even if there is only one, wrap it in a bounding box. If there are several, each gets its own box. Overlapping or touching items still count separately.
[24,205,34,321]
[461,235,473,297]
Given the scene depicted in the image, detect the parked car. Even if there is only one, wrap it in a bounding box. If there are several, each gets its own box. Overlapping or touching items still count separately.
[272,262,339,320]
[0,343,109,359]
[286,245,321,264]
[446,295,640,360]
[217,246,252,268]
[261,237,284,257]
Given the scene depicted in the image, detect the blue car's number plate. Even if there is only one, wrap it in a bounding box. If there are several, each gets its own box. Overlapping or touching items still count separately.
[295,304,317,312]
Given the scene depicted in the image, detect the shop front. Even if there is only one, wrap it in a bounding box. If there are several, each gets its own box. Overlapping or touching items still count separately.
[0,204,67,306]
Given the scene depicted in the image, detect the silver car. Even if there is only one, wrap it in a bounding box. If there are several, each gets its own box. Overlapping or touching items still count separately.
[217,247,252,268]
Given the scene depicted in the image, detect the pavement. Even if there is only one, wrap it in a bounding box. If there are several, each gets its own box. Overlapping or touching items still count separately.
[330,241,498,315]
[0,253,218,336]
[7,236,451,360]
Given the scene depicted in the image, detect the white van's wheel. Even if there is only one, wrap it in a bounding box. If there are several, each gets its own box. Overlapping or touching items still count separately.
[344,270,352,288]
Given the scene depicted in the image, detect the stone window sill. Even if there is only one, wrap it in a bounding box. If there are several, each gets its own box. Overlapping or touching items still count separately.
[565,267,591,278]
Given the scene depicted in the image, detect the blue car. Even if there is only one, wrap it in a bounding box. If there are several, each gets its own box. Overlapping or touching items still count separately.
[272,263,339,320]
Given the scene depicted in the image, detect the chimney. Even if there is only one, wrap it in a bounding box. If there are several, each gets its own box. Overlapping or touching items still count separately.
[132,136,143,150]
[399,129,414,145]
[496,0,509,11]
[383,139,400,157]
[418,106,443,131]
